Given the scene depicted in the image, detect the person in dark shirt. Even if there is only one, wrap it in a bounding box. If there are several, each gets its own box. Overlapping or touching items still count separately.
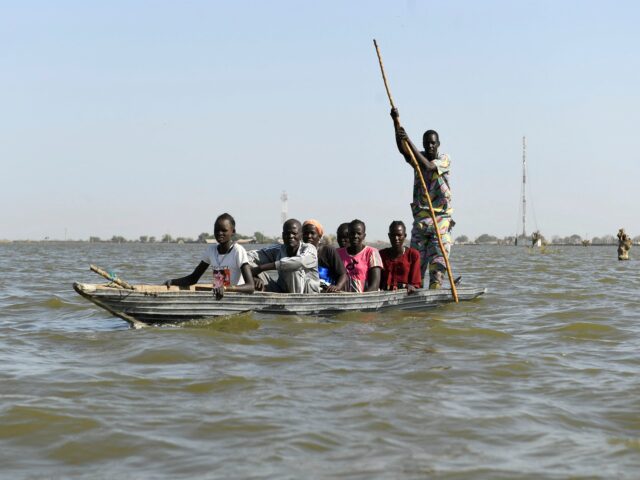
[302,219,348,293]
[379,220,422,292]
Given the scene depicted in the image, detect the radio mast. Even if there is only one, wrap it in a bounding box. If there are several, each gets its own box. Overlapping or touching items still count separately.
[280,190,288,225]
[521,136,527,241]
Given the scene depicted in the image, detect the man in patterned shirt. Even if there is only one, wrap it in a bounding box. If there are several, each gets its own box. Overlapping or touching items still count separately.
[391,108,453,289]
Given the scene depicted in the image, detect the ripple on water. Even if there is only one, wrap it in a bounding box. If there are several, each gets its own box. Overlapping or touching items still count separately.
[535,305,627,326]
[42,297,74,309]
[46,432,179,466]
[429,323,512,340]
[1,300,98,335]
[125,348,200,364]
[554,322,622,341]
[0,405,100,442]
[290,431,342,453]
[183,375,255,394]
[182,313,261,333]
[401,368,450,382]
[532,290,608,301]
[193,416,282,439]
[609,437,640,452]
[487,360,533,378]
[598,276,618,284]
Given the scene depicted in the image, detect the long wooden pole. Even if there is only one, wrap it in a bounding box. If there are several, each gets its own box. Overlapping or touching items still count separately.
[90,264,135,290]
[373,39,459,302]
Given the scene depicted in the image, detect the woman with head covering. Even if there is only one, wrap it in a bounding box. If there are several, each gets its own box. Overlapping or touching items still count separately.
[302,219,348,293]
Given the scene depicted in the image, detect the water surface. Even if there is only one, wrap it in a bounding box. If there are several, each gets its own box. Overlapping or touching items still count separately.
[1,243,639,478]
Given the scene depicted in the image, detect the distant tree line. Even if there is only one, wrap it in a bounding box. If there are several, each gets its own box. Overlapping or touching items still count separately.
[74,232,640,245]
[454,233,640,245]
[88,231,279,244]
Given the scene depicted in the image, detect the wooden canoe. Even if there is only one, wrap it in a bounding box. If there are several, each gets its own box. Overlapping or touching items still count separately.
[73,282,486,328]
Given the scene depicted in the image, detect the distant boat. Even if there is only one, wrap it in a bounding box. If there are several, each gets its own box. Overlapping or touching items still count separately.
[74,282,487,329]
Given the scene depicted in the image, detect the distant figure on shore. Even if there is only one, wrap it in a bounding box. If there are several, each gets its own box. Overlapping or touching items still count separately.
[391,108,453,289]
[531,231,543,247]
[248,219,320,293]
[379,221,422,292]
[302,219,347,293]
[165,213,254,300]
[617,228,632,260]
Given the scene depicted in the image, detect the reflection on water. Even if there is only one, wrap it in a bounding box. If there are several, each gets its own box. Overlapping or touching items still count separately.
[1,243,639,478]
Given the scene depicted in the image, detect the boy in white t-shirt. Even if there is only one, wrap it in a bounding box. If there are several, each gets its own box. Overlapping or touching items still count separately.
[165,213,255,299]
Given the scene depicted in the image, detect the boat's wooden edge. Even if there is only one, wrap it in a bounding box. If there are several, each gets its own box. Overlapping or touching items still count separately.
[73,282,148,329]
[74,282,487,297]
[73,282,487,329]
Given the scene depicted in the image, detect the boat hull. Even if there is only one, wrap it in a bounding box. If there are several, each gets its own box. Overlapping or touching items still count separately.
[74,283,486,328]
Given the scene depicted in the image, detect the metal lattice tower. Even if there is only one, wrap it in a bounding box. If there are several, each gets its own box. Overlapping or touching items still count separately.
[280,190,288,225]
[521,136,527,240]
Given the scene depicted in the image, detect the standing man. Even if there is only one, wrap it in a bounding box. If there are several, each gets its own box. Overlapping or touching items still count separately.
[248,218,320,293]
[391,108,453,289]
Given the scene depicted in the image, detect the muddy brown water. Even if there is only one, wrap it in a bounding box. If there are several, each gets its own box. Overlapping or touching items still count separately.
[1,242,639,478]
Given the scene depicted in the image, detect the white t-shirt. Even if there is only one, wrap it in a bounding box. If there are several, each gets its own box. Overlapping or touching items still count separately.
[200,243,249,286]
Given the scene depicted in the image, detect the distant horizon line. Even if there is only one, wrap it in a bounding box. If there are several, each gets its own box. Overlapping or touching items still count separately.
[1,234,636,247]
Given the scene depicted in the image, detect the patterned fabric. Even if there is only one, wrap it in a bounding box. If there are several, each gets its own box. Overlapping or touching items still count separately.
[336,246,383,293]
[411,153,452,219]
[409,151,452,286]
[411,217,452,287]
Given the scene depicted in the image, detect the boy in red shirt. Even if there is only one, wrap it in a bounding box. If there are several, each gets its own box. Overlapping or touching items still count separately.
[379,220,422,292]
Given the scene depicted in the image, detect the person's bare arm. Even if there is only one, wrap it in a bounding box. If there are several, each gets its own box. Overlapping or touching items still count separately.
[365,266,382,292]
[396,127,438,172]
[225,263,255,294]
[334,272,348,292]
[391,108,438,171]
[165,261,208,288]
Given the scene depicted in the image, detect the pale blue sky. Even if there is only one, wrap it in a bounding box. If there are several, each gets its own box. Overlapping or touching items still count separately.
[2,1,639,241]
